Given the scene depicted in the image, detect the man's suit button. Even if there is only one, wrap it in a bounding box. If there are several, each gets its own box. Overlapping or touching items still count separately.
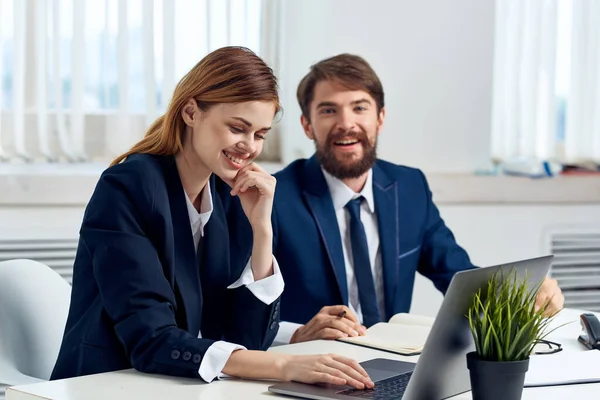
[170,350,181,360]
[193,354,202,364]
[270,321,278,330]
[182,351,192,361]
[274,302,280,311]
[272,310,279,320]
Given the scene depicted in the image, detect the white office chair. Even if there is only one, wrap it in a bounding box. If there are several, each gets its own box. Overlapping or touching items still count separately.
[0,259,72,394]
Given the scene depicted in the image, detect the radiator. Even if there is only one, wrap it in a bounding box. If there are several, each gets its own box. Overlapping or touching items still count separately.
[548,231,600,312]
[0,239,77,284]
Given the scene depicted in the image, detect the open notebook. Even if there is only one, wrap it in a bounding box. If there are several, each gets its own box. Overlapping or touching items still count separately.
[337,313,434,355]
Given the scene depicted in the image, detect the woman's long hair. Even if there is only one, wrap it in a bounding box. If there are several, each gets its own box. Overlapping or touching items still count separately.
[110,47,280,166]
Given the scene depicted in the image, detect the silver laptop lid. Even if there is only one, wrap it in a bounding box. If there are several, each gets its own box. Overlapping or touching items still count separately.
[403,255,553,400]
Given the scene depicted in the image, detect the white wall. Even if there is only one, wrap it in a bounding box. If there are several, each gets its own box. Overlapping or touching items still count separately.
[279,0,495,173]
[410,204,600,317]
[0,207,85,240]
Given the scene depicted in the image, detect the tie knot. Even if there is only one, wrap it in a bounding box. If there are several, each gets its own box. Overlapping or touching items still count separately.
[345,196,364,217]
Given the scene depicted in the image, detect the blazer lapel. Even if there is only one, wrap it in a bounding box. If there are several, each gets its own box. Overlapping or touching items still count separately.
[161,156,203,335]
[302,156,348,305]
[373,164,400,321]
[198,176,230,289]
[196,176,233,339]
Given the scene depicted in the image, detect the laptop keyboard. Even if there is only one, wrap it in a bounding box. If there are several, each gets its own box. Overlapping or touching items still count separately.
[338,371,413,399]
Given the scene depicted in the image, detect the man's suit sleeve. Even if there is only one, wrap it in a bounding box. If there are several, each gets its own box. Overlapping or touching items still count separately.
[415,170,477,293]
[82,161,218,379]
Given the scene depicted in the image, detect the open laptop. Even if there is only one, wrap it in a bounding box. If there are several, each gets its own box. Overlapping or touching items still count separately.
[268,255,553,400]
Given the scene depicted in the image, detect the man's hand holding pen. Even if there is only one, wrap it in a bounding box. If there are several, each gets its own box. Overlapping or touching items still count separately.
[290,305,367,344]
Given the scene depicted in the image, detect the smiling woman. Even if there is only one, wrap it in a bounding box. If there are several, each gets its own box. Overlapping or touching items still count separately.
[50,46,374,390]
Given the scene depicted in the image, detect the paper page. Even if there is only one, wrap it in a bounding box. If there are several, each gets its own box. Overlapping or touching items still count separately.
[388,313,435,327]
[524,350,600,387]
[339,322,431,353]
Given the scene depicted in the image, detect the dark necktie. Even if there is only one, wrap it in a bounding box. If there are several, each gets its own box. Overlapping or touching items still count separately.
[345,197,381,327]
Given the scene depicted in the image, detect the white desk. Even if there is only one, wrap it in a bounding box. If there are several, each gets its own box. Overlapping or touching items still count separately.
[7,309,599,400]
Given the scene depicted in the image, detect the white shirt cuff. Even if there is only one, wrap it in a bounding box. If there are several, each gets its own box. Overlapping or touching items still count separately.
[198,340,246,382]
[272,321,304,346]
[227,255,284,305]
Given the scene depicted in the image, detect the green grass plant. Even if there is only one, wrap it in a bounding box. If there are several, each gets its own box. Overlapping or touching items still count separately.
[467,268,558,362]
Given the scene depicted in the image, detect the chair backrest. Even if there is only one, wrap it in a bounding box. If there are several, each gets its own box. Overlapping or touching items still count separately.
[0,259,71,384]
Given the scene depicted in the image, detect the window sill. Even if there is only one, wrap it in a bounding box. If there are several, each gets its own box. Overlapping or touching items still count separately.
[425,173,600,205]
[0,162,285,206]
[2,163,600,206]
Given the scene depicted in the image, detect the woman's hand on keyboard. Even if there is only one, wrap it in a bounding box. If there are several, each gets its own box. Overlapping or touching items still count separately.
[278,353,375,389]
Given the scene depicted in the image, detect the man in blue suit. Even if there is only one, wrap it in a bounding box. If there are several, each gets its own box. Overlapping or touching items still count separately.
[242,54,563,344]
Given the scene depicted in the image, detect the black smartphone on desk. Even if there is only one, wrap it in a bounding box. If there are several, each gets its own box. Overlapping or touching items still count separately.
[578,313,600,350]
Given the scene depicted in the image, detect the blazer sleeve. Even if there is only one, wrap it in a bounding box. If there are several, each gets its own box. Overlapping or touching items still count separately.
[80,160,216,379]
[416,170,477,293]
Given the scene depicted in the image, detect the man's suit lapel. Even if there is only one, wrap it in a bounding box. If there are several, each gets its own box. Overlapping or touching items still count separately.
[301,156,349,305]
[373,164,400,321]
[161,157,203,335]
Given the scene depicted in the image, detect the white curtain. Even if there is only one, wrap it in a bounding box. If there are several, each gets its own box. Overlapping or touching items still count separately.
[491,0,558,162]
[0,0,275,164]
[260,0,283,84]
[565,0,600,162]
[0,0,7,161]
[258,0,284,161]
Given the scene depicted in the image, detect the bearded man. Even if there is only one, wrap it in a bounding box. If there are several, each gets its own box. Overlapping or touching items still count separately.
[227,54,564,345]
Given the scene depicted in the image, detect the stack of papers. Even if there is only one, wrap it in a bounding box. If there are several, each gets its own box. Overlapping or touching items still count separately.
[525,350,600,387]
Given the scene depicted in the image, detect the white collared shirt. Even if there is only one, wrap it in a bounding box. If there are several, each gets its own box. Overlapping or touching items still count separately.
[321,168,385,321]
[184,181,213,251]
[183,184,284,381]
[275,168,384,345]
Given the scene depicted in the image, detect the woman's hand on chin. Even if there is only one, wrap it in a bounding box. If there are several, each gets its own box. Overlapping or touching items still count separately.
[227,162,276,230]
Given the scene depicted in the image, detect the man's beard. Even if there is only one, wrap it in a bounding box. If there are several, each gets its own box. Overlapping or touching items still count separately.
[314,130,377,180]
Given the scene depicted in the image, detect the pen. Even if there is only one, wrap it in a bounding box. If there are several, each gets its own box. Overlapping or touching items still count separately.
[337,310,347,318]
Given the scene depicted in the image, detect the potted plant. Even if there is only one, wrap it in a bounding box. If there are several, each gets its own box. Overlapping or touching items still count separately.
[466,268,558,400]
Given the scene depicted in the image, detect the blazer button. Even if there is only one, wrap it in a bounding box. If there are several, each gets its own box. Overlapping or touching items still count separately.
[182,351,192,361]
[270,321,278,330]
[193,354,202,364]
[170,350,181,360]
[272,310,279,320]
[274,302,280,311]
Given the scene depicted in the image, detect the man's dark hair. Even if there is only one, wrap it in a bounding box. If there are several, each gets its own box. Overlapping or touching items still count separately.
[296,54,385,120]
